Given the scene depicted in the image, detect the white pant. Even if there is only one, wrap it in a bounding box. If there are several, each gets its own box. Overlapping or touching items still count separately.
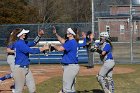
[99,60,115,77]
[13,66,36,93]
[62,64,79,92]
[98,60,115,93]
[7,55,15,72]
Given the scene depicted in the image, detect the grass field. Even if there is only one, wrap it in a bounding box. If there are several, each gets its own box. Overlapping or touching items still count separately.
[23,64,140,93]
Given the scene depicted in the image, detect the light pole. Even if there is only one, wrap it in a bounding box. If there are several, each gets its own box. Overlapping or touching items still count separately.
[92,0,94,34]
[130,0,133,63]
[91,0,95,64]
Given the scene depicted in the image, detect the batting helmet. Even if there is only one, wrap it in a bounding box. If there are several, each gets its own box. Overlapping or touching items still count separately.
[100,32,109,38]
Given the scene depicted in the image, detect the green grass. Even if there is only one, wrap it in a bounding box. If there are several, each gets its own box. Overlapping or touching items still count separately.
[24,64,140,93]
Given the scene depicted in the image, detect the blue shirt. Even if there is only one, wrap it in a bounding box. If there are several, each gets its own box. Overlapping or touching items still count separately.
[14,39,40,66]
[102,42,113,61]
[7,43,15,50]
[7,40,36,49]
[78,38,86,47]
[61,39,78,64]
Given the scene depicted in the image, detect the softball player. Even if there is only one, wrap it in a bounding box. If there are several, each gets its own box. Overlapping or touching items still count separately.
[13,28,49,93]
[52,27,86,93]
[91,32,115,93]
[0,29,44,92]
[86,31,95,68]
[0,30,19,92]
[0,30,18,83]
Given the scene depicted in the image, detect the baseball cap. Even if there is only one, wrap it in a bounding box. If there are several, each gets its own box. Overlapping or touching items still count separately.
[67,28,76,35]
[17,29,30,37]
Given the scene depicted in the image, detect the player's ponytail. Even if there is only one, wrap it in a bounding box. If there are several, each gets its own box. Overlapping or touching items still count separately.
[7,28,22,46]
[106,38,113,51]
[73,28,80,43]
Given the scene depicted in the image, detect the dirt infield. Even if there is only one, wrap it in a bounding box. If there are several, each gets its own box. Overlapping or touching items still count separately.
[0,64,135,93]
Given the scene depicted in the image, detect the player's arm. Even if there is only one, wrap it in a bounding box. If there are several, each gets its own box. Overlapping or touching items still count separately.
[6,44,15,53]
[33,29,44,43]
[19,41,49,54]
[101,51,107,56]
[91,43,110,56]
[51,44,65,51]
[91,47,108,55]
[6,48,14,53]
[27,29,44,47]
[51,40,72,52]
[90,48,102,53]
[55,33,66,44]
[52,26,66,44]
[90,48,106,61]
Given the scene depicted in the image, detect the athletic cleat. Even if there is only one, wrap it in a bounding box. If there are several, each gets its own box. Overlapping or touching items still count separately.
[104,88,111,93]
[0,80,3,84]
[58,90,63,93]
[87,66,93,69]
[12,89,15,93]
[10,85,15,89]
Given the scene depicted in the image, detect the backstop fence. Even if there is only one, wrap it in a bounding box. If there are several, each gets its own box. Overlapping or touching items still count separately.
[0,22,140,64]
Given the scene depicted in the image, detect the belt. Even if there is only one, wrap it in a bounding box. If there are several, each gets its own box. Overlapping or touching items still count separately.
[20,65,29,68]
[105,58,113,61]
[7,53,15,55]
[15,65,29,68]
[62,63,78,66]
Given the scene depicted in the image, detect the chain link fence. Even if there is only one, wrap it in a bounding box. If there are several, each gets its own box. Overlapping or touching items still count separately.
[0,22,140,64]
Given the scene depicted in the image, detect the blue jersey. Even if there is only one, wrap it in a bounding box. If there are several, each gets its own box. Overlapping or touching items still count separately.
[102,42,113,61]
[61,39,78,64]
[7,40,36,50]
[78,38,86,47]
[7,43,15,50]
[14,39,40,66]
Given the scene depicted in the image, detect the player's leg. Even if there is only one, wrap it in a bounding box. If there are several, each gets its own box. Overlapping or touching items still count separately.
[87,51,94,68]
[13,66,27,93]
[62,64,79,93]
[87,49,93,68]
[7,55,15,91]
[106,72,114,93]
[7,55,15,72]
[0,73,13,82]
[71,77,76,93]
[97,61,114,93]
[96,74,109,93]
[0,55,15,82]
[25,69,36,93]
[106,60,115,93]
[7,55,15,79]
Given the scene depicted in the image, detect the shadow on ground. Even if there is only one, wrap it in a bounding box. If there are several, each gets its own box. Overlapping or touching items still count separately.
[0,89,11,92]
[77,89,104,93]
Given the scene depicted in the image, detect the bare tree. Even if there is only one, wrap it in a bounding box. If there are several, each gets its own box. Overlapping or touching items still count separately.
[18,0,131,23]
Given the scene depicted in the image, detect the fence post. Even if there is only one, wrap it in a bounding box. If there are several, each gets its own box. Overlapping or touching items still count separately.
[91,0,95,64]
[130,0,134,64]
[37,23,41,65]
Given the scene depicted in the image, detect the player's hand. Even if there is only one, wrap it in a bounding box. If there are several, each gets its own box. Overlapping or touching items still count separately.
[52,26,57,34]
[38,29,44,37]
[51,43,56,47]
[40,44,49,52]
[43,44,49,50]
